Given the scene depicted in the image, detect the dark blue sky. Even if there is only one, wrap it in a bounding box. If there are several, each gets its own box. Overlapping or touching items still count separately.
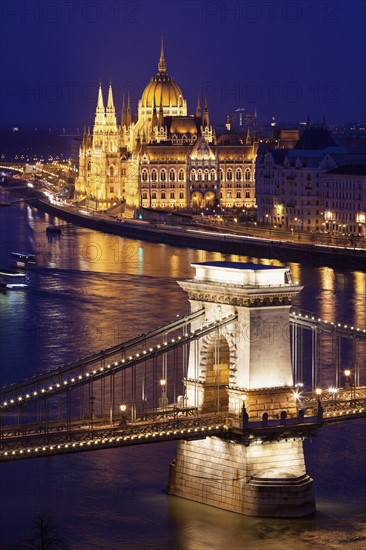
[1,0,365,128]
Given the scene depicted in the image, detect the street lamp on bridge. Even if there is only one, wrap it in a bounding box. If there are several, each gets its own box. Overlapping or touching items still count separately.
[344,369,351,390]
[159,379,168,410]
[119,404,127,426]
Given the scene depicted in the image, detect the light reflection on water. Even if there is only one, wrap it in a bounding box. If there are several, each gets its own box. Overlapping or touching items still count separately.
[0,195,365,549]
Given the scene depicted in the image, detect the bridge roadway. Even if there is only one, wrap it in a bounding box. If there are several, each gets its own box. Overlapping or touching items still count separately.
[1,389,365,462]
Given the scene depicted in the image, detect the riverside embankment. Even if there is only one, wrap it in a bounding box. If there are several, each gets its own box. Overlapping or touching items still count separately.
[2,183,365,270]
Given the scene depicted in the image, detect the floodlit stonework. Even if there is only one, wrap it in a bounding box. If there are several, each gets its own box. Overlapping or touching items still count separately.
[168,262,315,517]
[75,40,257,212]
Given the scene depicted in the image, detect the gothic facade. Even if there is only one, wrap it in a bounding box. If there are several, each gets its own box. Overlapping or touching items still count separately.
[75,40,258,213]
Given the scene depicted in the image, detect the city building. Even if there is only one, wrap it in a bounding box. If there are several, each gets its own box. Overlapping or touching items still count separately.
[255,124,366,234]
[322,165,366,237]
[75,40,258,213]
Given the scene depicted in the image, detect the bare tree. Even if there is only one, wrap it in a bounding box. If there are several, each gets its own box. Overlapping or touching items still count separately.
[11,513,68,550]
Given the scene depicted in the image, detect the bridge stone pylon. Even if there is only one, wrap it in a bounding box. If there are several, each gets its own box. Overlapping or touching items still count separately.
[169,262,315,517]
[179,261,301,414]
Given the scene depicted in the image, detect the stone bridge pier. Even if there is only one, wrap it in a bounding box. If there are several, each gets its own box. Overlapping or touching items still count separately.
[168,262,315,517]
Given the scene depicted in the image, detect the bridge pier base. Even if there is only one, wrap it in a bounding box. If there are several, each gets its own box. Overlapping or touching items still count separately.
[168,436,315,517]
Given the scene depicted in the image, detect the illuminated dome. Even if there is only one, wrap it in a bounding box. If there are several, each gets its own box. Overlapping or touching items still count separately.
[140,39,185,109]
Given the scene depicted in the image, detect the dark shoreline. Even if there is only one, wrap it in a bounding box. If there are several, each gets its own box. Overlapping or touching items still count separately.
[2,185,365,270]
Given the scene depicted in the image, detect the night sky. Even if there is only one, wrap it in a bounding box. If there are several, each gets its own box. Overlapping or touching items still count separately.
[0,0,365,128]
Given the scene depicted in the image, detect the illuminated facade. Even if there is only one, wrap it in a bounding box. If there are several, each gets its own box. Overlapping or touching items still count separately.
[169,262,315,518]
[322,165,366,236]
[256,125,366,234]
[75,40,257,212]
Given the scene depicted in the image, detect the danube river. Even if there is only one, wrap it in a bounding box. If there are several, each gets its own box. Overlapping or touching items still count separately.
[0,192,365,549]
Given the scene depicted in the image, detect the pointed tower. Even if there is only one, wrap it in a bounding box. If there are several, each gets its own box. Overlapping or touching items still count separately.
[106,82,117,128]
[121,94,127,127]
[196,96,202,118]
[94,82,106,130]
[158,35,167,74]
[126,93,132,127]
[246,127,252,145]
[203,96,210,127]
[82,126,87,147]
[158,96,164,126]
[152,101,158,127]
[87,127,92,148]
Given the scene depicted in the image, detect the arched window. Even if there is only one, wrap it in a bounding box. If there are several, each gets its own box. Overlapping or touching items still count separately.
[161,191,166,199]
[190,169,196,180]
[179,191,184,199]
[170,191,175,199]
[142,169,148,182]
[142,192,148,200]
[236,192,241,199]
[169,169,175,181]
[227,169,232,181]
[245,169,251,181]
[219,168,223,181]
[151,192,157,199]
[235,169,242,181]
[211,169,216,180]
[161,169,166,181]
[109,166,114,177]
[151,169,157,182]
[245,191,250,198]
[197,169,202,181]
[178,169,184,181]
[204,170,209,181]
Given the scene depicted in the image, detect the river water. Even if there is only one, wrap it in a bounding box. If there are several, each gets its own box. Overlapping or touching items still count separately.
[0,191,365,549]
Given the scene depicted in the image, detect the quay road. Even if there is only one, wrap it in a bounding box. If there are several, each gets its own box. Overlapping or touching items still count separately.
[1,178,365,270]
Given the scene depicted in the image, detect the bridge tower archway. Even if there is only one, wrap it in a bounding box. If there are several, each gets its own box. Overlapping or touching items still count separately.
[201,333,230,413]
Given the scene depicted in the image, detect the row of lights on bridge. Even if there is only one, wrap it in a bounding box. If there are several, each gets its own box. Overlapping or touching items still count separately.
[1,424,223,459]
[1,316,235,411]
[292,312,366,333]
[0,334,192,409]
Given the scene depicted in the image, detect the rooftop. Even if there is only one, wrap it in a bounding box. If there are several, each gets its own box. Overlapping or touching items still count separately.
[294,126,338,151]
[194,261,283,270]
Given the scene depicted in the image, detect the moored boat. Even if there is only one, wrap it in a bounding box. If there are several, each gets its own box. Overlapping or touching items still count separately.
[0,279,28,290]
[10,252,36,267]
[0,267,27,278]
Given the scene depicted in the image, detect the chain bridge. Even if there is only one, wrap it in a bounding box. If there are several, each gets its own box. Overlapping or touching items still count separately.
[1,262,365,517]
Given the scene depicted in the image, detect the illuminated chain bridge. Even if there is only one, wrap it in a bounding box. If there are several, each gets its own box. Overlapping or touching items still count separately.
[1,262,365,517]
[1,304,365,463]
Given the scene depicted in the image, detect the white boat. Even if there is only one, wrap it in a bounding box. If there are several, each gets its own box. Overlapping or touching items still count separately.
[0,268,27,278]
[0,279,28,290]
[11,252,36,266]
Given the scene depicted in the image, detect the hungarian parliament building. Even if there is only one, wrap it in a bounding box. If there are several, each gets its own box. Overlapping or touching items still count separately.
[75,40,258,213]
